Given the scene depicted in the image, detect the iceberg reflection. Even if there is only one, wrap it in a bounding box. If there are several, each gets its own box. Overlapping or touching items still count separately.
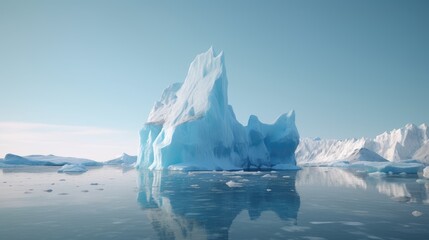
[296,167,429,204]
[137,171,300,239]
[297,167,367,189]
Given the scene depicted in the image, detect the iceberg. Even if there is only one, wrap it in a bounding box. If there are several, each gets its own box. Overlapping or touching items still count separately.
[104,153,137,166]
[3,154,101,166]
[136,48,299,171]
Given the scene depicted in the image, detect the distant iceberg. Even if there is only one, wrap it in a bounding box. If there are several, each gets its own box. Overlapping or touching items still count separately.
[136,48,299,171]
[2,154,101,166]
[104,153,137,166]
[297,123,429,166]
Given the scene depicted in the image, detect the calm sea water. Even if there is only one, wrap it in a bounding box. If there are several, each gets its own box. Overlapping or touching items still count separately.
[1,166,428,240]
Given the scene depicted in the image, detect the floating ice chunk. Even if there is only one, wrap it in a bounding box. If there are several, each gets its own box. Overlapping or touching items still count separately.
[225,180,243,188]
[57,164,87,173]
[309,221,335,225]
[368,172,386,177]
[261,174,277,178]
[412,210,423,217]
[416,179,429,184]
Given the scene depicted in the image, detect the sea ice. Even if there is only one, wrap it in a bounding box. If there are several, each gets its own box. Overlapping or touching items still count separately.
[136,48,299,171]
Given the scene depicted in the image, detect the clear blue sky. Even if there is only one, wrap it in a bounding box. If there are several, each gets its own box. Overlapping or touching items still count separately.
[1,0,428,159]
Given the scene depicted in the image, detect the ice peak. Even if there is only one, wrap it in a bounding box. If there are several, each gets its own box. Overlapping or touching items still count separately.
[405,123,417,130]
[275,110,295,125]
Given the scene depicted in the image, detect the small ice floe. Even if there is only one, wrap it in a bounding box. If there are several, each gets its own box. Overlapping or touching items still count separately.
[229,175,242,179]
[416,179,429,184]
[266,188,272,192]
[368,172,386,177]
[281,225,310,232]
[190,184,199,188]
[309,221,334,225]
[412,210,423,217]
[58,164,87,173]
[262,174,277,178]
[225,180,243,188]
[282,175,291,179]
[399,172,407,176]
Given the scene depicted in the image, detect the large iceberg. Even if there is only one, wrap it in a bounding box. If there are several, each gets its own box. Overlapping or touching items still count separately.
[136,48,299,171]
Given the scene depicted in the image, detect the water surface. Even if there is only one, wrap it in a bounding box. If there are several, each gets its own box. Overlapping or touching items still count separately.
[1,166,428,239]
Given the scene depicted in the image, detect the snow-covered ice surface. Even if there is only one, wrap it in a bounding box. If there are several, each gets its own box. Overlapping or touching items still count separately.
[297,123,429,166]
[2,166,429,239]
[2,154,101,167]
[137,48,299,171]
[57,164,87,173]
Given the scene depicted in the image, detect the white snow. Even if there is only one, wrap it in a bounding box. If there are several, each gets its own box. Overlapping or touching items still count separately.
[3,154,100,166]
[57,164,87,173]
[297,123,429,165]
[137,48,299,171]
